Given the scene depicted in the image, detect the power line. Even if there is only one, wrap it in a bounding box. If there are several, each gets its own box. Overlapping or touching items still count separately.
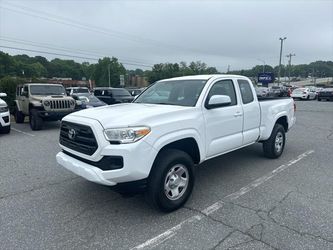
[0,45,153,68]
[0,2,194,53]
[0,36,155,65]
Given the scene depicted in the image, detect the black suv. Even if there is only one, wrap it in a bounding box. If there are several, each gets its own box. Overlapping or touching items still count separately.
[93,88,134,105]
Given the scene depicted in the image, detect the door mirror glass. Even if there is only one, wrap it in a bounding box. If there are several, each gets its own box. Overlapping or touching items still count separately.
[207,95,231,109]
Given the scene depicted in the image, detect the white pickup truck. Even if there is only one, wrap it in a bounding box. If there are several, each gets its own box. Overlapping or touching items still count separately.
[56,75,296,212]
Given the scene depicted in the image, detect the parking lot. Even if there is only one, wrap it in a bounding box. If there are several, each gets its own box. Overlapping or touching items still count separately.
[0,100,332,250]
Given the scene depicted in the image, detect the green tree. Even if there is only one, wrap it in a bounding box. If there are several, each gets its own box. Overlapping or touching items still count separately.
[92,57,126,87]
[0,76,25,112]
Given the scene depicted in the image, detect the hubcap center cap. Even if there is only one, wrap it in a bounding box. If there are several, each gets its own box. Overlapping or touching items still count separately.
[169,174,180,188]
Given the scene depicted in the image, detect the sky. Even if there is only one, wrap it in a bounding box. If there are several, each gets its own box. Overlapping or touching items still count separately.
[0,0,332,71]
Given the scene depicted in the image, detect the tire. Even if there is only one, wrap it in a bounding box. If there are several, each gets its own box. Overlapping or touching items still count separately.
[306,95,310,100]
[29,109,43,130]
[263,124,286,159]
[0,125,10,134]
[14,107,25,123]
[146,149,195,212]
[318,97,321,101]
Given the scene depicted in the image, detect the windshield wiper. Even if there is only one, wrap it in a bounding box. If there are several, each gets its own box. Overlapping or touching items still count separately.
[155,102,179,106]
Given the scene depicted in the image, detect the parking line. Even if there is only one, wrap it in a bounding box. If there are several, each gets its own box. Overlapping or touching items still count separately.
[11,127,35,137]
[131,150,315,250]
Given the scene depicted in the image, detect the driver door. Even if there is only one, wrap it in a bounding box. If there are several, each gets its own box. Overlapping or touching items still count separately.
[203,79,243,158]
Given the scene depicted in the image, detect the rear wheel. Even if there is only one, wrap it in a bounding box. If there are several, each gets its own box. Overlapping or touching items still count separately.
[29,109,43,130]
[14,106,25,123]
[263,124,286,159]
[318,97,321,101]
[146,149,194,212]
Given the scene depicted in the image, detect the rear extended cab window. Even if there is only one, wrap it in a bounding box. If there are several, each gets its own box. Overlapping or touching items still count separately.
[237,79,254,104]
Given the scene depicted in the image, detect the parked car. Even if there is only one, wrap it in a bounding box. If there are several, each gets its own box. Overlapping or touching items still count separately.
[72,94,107,108]
[255,87,269,98]
[317,88,333,101]
[270,86,288,97]
[0,92,10,134]
[66,87,90,96]
[93,88,134,105]
[291,88,316,100]
[14,83,76,130]
[56,74,296,212]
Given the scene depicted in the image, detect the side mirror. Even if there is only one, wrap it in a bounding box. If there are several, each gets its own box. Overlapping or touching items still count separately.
[22,91,29,97]
[0,93,7,97]
[206,95,231,109]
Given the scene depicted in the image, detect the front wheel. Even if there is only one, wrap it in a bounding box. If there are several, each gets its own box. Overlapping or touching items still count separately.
[14,107,25,123]
[0,125,10,134]
[146,149,194,212]
[263,124,286,159]
[29,109,43,131]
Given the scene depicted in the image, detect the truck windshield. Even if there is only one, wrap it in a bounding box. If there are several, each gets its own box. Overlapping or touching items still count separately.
[134,80,206,107]
[30,85,66,95]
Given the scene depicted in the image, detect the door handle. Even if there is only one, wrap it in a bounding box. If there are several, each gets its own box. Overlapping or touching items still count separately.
[234,112,243,117]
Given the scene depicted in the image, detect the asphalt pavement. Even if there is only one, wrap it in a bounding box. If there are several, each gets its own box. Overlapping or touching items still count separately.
[0,100,332,250]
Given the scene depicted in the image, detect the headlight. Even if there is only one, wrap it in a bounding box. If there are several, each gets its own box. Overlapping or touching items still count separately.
[44,100,50,106]
[70,100,75,106]
[104,126,151,144]
[76,100,82,106]
[0,105,8,112]
[31,101,42,107]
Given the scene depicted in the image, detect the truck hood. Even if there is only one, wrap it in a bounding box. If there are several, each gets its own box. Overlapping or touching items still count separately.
[68,103,190,128]
[30,95,73,101]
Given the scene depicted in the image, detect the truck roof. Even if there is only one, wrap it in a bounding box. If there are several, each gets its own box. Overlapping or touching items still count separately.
[161,74,250,81]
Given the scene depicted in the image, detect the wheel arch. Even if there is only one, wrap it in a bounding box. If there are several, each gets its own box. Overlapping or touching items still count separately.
[150,130,204,168]
[275,115,288,132]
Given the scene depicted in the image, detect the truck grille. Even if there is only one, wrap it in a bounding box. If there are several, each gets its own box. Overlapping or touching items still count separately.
[59,121,98,155]
[50,100,71,109]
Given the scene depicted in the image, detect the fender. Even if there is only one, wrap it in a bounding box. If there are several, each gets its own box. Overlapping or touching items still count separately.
[260,112,288,140]
[149,128,205,164]
[14,100,22,112]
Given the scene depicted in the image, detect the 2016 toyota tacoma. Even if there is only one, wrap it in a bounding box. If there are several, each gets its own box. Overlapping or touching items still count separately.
[56,75,296,212]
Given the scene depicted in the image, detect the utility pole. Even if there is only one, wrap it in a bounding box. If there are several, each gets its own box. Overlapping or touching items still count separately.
[278,37,287,85]
[108,64,111,87]
[257,59,266,73]
[286,53,296,85]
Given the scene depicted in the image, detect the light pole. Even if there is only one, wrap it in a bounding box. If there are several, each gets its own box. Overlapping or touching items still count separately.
[278,37,287,85]
[286,53,296,85]
[257,59,266,73]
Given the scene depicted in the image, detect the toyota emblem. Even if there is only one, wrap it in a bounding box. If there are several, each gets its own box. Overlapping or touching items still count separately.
[68,128,76,140]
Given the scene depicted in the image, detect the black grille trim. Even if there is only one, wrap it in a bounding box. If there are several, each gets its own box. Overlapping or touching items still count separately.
[60,121,98,155]
[63,150,123,171]
[3,116,9,123]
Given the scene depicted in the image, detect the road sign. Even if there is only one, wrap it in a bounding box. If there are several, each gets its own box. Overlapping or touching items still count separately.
[258,73,274,86]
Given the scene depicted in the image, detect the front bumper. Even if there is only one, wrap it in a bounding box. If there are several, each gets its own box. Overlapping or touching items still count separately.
[0,111,10,127]
[291,94,307,99]
[37,109,77,121]
[57,116,158,186]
